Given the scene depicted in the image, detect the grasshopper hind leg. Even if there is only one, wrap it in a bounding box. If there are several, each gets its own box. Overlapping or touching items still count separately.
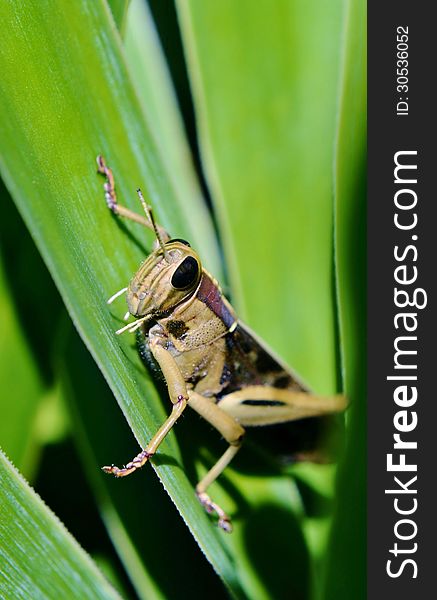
[188,391,245,533]
[102,449,154,477]
[196,444,242,533]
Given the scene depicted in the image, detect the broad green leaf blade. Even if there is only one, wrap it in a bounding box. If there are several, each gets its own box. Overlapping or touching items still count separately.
[0,450,120,599]
[123,0,222,278]
[324,0,367,598]
[107,0,130,35]
[0,183,69,476]
[0,256,43,472]
[177,1,346,596]
[177,0,344,391]
[0,1,240,595]
[0,182,52,476]
[334,0,367,386]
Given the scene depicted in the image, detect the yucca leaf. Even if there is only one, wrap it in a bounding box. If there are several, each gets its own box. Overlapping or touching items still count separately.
[0,252,43,473]
[0,449,120,599]
[324,0,367,598]
[177,1,347,596]
[177,0,344,391]
[123,0,221,276]
[0,1,241,595]
[107,0,130,35]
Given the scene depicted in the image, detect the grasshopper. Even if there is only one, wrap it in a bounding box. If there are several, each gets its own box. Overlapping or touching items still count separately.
[97,156,346,532]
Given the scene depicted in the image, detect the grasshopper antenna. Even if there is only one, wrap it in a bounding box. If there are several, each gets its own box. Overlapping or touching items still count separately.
[137,188,169,262]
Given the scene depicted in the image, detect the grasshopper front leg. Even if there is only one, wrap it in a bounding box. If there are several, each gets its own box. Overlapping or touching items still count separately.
[102,339,188,477]
[97,155,170,243]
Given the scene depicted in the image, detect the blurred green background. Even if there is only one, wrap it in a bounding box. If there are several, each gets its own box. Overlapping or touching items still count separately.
[0,1,366,599]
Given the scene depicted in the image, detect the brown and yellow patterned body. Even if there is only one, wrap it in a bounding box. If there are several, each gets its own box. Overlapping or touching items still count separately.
[152,272,236,399]
[97,156,346,531]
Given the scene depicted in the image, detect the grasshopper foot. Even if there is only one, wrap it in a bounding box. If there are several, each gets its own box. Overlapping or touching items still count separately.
[196,491,233,533]
[96,155,118,212]
[102,449,153,478]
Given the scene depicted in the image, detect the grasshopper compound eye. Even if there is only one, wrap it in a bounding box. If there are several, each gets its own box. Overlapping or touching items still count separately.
[171,256,199,289]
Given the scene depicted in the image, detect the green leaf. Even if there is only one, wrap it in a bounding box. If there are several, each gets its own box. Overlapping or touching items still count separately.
[0,181,52,476]
[177,0,344,392]
[0,449,120,599]
[177,1,348,596]
[0,1,241,595]
[123,0,222,277]
[107,0,130,35]
[0,181,71,477]
[0,255,43,472]
[324,0,367,597]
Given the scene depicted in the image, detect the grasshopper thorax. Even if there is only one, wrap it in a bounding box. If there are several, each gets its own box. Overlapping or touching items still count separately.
[127,239,202,318]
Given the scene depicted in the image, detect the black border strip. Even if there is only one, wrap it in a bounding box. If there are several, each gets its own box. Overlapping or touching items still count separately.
[368,3,435,596]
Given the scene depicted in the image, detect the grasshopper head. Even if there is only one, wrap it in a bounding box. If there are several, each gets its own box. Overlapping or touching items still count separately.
[127,239,202,318]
